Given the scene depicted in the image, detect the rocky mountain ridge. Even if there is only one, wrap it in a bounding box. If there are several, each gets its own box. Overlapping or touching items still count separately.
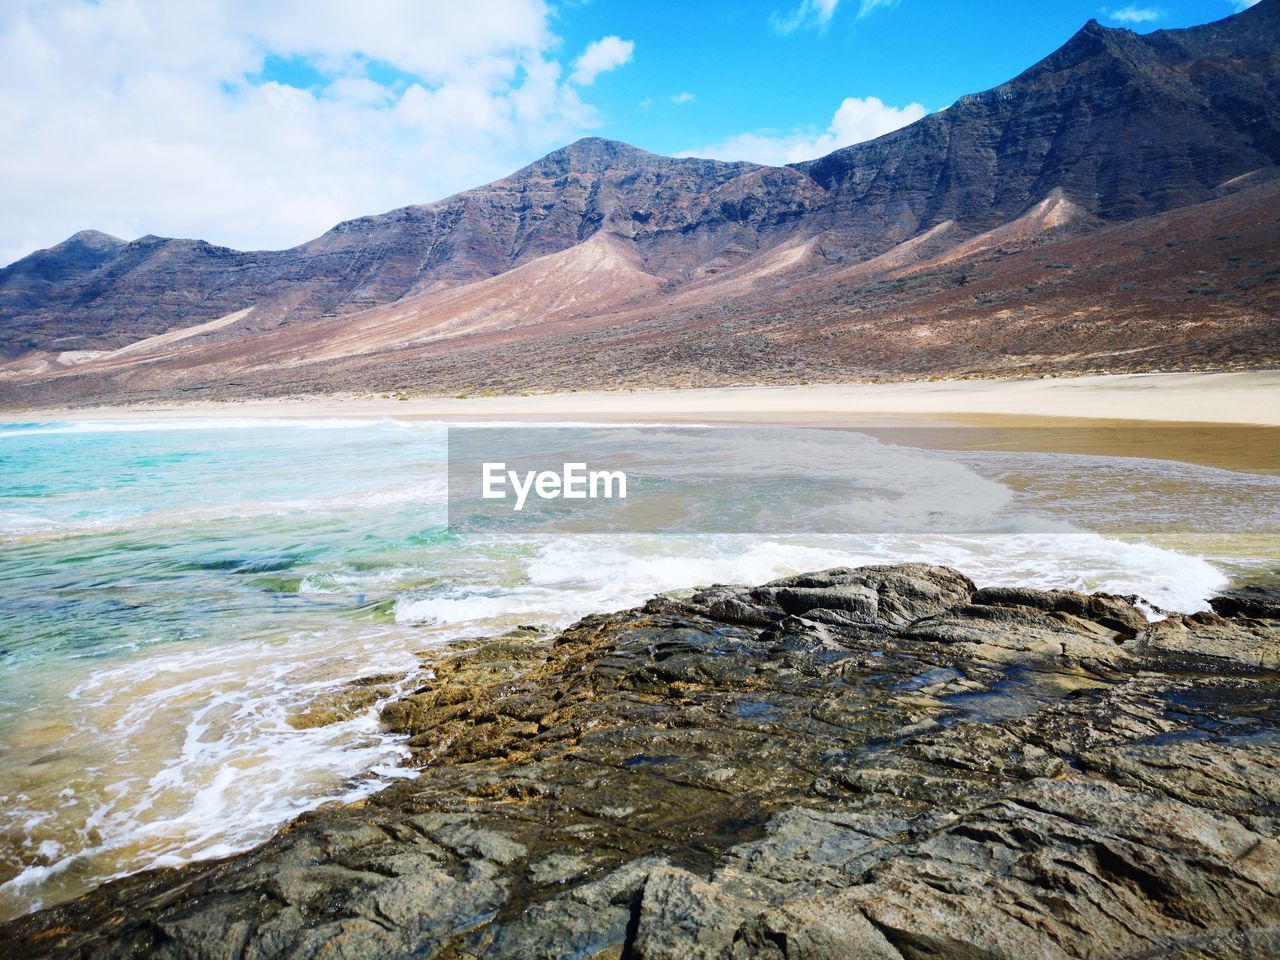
[0,138,823,359]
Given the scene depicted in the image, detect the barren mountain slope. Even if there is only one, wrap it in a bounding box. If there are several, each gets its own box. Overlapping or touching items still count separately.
[0,141,821,359]
[44,233,665,376]
[5,174,1275,406]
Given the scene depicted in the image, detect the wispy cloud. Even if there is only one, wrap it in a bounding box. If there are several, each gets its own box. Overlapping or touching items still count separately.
[771,0,902,34]
[569,35,635,86]
[857,0,902,16]
[1105,5,1160,24]
[771,0,840,34]
[670,91,695,105]
[680,95,926,166]
[1228,0,1259,10]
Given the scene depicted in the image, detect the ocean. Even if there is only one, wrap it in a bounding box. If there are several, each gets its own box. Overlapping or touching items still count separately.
[0,417,1275,919]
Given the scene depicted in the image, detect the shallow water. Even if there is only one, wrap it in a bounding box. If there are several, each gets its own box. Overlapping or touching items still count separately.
[0,417,1275,919]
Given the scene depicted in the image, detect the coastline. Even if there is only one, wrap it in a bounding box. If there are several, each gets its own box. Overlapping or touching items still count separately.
[5,563,1278,957]
[5,371,1279,425]
[2,378,1280,942]
[5,371,1279,473]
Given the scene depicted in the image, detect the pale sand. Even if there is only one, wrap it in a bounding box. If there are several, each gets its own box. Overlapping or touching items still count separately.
[4,371,1279,471]
[4,371,1278,425]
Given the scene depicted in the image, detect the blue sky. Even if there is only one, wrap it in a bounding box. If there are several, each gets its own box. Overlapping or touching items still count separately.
[254,0,1257,160]
[0,0,1261,262]
[551,0,1256,157]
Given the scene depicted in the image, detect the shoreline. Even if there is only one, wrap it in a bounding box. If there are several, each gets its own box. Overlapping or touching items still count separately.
[3,371,1279,426]
[2,379,1278,935]
[4,371,1278,473]
[5,563,1278,956]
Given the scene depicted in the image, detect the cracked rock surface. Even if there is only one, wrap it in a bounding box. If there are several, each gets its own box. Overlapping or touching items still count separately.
[3,563,1279,959]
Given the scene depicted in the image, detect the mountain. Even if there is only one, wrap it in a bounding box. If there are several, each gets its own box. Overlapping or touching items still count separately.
[797,8,1280,249]
[2,0,1278,404]
[0,140,821,360]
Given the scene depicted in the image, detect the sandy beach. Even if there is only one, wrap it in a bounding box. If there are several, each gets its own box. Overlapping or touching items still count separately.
[3,371,1276,425]
[6,371,1279,472]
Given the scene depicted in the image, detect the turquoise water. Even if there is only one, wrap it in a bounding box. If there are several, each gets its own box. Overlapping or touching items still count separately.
[0,417,1272,919]
[0,419,449,664]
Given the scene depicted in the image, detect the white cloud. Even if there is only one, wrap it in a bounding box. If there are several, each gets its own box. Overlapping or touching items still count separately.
[0,1,635,264]
[670,91,695,105]
[1105,5,1160,23]
[569,35,634,86]
[1228,0,1259,10]
[680,95,927,166]
[771,0,840,34]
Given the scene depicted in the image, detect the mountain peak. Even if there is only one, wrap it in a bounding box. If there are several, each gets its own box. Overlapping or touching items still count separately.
[514,136,758,181]
[1060,17,1127,51]
[64,229,126,249]
[496,135,665,180]
[529,137,661,172]
[562,136,641,154]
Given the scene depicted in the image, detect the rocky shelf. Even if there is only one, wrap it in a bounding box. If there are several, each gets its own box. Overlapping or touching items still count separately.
[3,563,1279,958]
